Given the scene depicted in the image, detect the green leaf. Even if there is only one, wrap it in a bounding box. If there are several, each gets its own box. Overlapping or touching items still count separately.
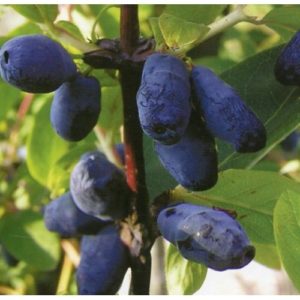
[85,5,119,39]
[165,243,207,295]
[0,210,61,271]
[159,13,209,50]
[98,86,123,140]
[92,69,119,88]
[55,20,85,41]
[251,159,280,172]
[9,21,42,36]
[253,242,281,270]
[192,56,235,74]
[218,45,300,170]
[263,6,300,41]
[149,17,165,49]
[26,98,71,188]
[164,5,226,25]
[173,169,300,244]
[274,190,300,292]
[11,5,58,24]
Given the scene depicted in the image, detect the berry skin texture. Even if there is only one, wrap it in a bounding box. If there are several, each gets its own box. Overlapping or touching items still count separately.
[70,151,131,221]
[192,66,266,153]
[274,31,300,85]
[154,116,218,191]
[157,203,255,271]
[137,53,191,145]
[77,225,129,295]
[0,34,76,93]
[43,192,107,238]
[50,74,101,142]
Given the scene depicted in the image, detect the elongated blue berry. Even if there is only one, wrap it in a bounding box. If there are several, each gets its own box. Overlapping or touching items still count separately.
[137,53,191,145]
[0,34,76,93]
[274,31,300,85]
[192,66,266,153]
[50,74,101,142]
[70,151,131,221]
[44,192,107,237]
[157,203,255,271]
[77,225,129,295]
[155,115,218,191]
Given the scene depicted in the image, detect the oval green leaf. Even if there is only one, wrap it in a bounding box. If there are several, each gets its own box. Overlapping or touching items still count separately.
[0,210,61,271]
[11,5,58,24]
[163,5,226,25]
[274,190,300,292]
[165,243,207,295]
[26,98,71,188]
[159,13,209,50]
[263,6,300,41]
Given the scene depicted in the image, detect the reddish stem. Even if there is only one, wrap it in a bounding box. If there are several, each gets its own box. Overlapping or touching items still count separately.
[119,5,152,295]
[17,93,34,120]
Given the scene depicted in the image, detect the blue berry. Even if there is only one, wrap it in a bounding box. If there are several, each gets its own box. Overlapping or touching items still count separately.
[50,74,101,142]
[274,31,300,85]
[280,131,300,152]
[154,115,218,191]
[192,66,266,153]
[70,151,131,221]
[157,203,255,271]
[77,225,129,295]
[137,53,191,145]
[0,34,76,93]
[43,192,107,238]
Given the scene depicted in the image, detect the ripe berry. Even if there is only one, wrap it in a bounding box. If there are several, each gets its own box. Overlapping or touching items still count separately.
[70,151,131,221]
[274,31,300,85]
[77,224,129,295]
[157,203,255,271]
[50,74,101,142]
[154,115,218,191]
[137,53,191,145]
[280,131,300,152]
[192,66,266,153]
[43,192,107,238]
[0,34,76,93]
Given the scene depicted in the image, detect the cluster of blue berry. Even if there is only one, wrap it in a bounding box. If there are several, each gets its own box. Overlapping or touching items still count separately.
[1,29,298,294]
[137,53,267,191]
[0,35,101,142]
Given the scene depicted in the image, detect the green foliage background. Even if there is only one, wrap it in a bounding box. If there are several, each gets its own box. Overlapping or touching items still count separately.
[0,4,299,295]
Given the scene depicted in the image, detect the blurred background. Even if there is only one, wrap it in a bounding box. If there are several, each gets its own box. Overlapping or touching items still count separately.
[0,4,299,295]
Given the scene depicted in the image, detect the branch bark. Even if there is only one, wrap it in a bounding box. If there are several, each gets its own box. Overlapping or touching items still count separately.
[119,5,152,295]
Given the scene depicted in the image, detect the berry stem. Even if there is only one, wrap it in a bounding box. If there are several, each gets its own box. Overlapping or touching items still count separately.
[177,5,261,55]
[201,5,260,42]
[56,253,73,295]
[119,4,152,295]
[90,5,116,43]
